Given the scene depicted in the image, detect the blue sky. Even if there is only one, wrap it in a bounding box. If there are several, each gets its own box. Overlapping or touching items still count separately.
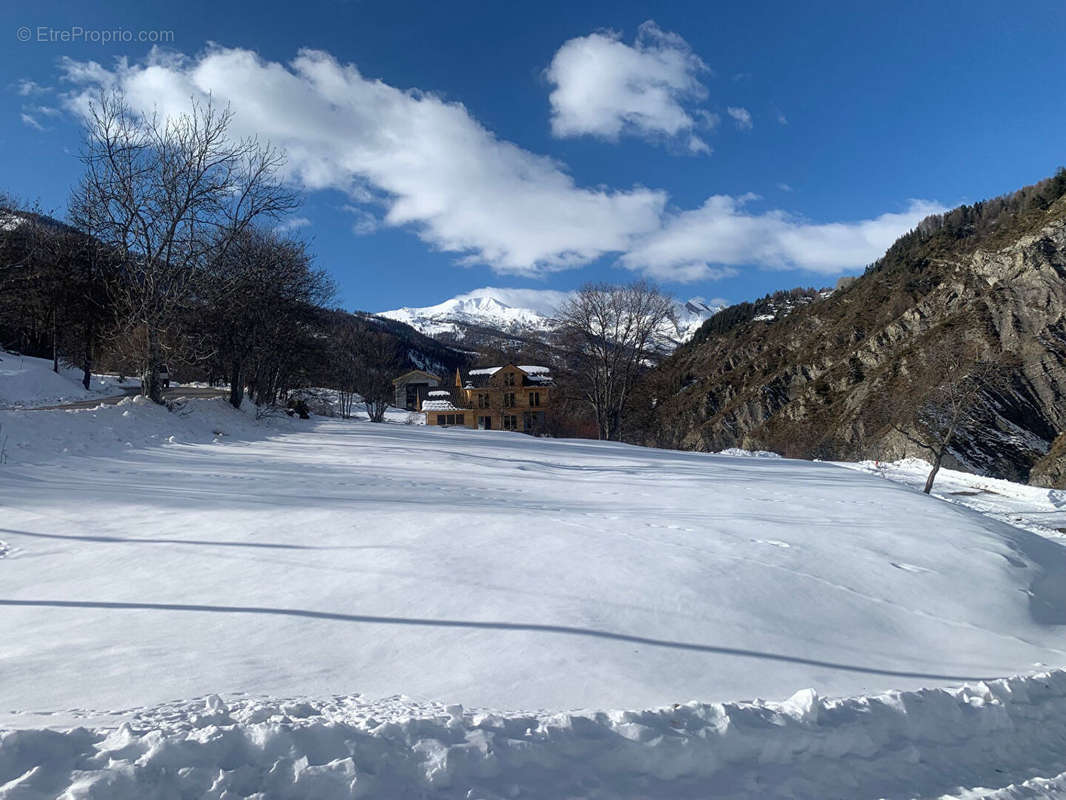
[2,0,1064,314]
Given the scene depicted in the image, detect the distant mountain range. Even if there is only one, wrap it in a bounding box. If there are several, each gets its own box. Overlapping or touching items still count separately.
[377,287,724,346]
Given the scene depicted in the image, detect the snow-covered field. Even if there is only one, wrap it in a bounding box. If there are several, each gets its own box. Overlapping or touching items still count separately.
[841,457,1066,544]
[4,360,1066,796]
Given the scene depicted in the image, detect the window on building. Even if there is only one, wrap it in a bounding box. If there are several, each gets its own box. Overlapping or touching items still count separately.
[478,393,489,408]
[457,414,465,426]
[504,392,515,408]
[504,372,515,386]
[503,415,518,430]
[528,391,540,407]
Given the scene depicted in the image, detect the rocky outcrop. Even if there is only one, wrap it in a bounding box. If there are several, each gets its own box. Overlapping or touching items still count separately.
[647,174,1066,485]
[1029,433,1066,488]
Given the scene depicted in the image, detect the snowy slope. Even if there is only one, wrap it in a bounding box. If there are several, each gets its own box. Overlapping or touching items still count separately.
[673,296,725,341]
[840,457,1066,543]
[378,287,559,338]
[4,407,1066,796]
[377,287,723,343]
[3,407,1066,719]
[0,351,128,409]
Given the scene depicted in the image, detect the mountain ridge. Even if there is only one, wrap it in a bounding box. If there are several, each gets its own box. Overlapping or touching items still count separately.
[377,287,724,346]
[644,169,1066,485]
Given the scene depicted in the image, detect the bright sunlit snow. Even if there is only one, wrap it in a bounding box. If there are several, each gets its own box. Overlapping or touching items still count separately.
[4,400,1066,730]
[6,355,1066,797]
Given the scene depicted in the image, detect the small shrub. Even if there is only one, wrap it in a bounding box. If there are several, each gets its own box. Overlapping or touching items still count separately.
[286,398,311,419]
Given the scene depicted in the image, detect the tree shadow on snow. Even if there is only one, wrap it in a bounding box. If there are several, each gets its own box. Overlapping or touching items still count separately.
[0,528,401,552]
[0,598,996,682]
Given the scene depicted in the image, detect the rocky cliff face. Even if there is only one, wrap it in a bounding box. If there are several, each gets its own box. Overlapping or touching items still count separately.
[647,174,1066,484]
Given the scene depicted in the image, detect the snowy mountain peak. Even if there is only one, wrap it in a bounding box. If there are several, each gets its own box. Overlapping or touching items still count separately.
[683,297,718,316]
[378,288,725,344]
[672,296,726,342]
[378,288,560,340]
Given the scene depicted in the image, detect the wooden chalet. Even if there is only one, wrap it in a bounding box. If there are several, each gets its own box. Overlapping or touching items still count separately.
[421,364,551,433]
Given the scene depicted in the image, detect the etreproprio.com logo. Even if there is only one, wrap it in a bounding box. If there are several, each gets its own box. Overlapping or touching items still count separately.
[16,26,175,44]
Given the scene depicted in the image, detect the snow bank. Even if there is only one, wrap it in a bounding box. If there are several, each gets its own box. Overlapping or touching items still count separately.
[8,672,1066,799]
[0,395,301,465]
[716,447,782,458]
[0,352,125,409]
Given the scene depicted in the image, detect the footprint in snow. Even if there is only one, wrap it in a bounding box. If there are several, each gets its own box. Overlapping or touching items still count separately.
[751,538,791,548]
[0,541,10,559]
[891,561,932,574]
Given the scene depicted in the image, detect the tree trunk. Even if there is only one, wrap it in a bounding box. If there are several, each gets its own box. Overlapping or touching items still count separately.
[145,327,164,404]
[81,317,94,391]
[228,360,244,409]
[52,307,59,373]
[923,450,945,494]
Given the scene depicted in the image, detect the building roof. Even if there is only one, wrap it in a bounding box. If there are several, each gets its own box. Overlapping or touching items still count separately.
[466,363,553,388]
[392,369,441,385]
[422,399,464,411]
[468,365,550,376]
[427,390,451,397]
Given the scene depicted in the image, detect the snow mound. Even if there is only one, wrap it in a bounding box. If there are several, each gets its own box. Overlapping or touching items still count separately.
[0,352,125,409]
[9,672,1066,799]
[716,447,783,458]
[0,395,301,465]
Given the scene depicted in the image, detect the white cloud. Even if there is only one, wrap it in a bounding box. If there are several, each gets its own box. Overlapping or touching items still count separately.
[59,47,666,277]
[777,182,793,192]
[18,101,60,132]
[342,205,380,236]
[620,196,946,282]
[546,21,711,151]
[55,47,943,287]
[726,106,752,130]
[274,216,311,234]
[14,79,49,96]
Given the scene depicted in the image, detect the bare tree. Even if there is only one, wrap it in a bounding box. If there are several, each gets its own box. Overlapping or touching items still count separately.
[0,202,61,359]
[328,314,404,421]
[0,203,117,386]
[893,355,1007,493]
[202,229,333,409]
[330,315,364,419]
[356,330,401,422]
[70,91,297,403]
[558,281,677,441]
